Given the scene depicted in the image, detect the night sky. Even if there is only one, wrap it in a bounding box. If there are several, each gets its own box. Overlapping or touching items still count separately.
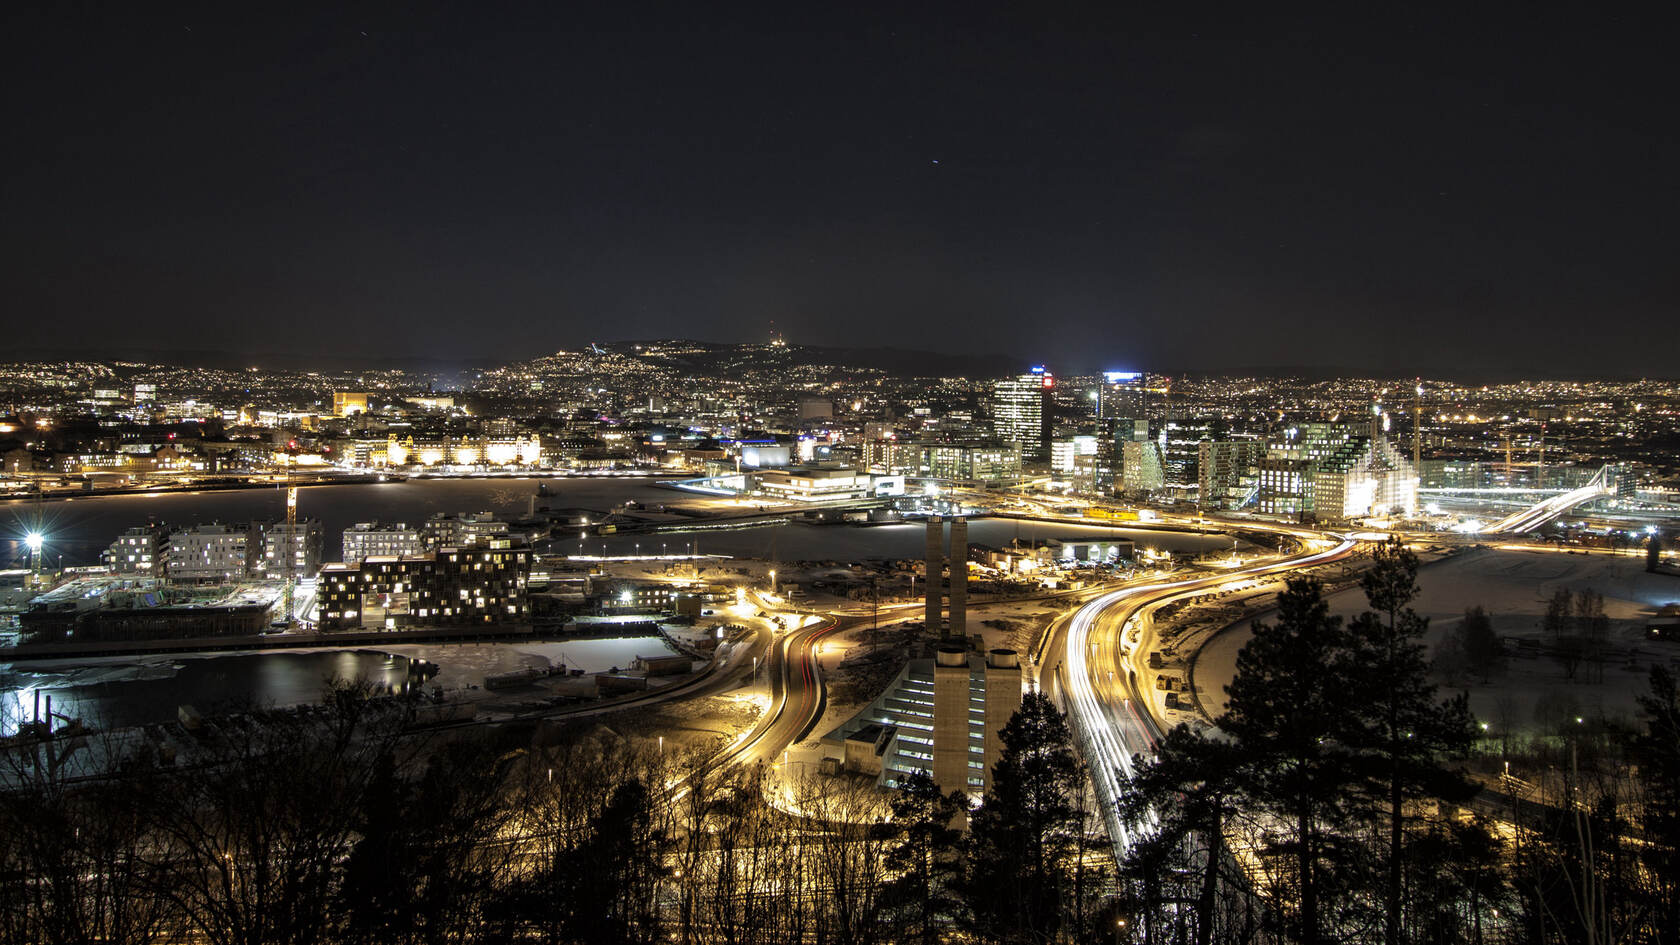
[4,6,1674,376]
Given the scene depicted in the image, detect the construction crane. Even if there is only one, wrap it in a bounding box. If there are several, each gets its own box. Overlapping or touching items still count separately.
[282,440,298,629]
[1413,379,1423,474]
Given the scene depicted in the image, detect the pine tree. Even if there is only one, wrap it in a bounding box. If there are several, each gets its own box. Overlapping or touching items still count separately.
[963,691,1083,944]
[1457,606,1504,680]
[1347,539,1479,945]
[1544,587,1574,641]
[1220,577,1364,945]
[1118,723,1246,945]
[1632,666,1680,934]
[882,769,966,945]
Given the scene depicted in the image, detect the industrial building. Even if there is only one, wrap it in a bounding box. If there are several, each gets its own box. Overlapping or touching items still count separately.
[821,646,1022,797]
[18,578,279,643]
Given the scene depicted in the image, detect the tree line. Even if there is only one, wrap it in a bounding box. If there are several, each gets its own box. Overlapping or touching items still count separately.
[2,679,1116,943]
[1118,540,1680,945]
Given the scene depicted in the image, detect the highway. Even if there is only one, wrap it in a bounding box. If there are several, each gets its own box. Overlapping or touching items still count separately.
[1035,529,1359,854]
[699,604,855,775]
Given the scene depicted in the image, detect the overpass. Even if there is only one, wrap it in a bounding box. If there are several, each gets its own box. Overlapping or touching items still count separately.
[1486,466,1613,533]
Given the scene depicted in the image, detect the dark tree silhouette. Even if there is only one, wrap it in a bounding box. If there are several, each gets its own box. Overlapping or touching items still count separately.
[1632,666,1680,934]
[1347,539,1480,945]
[963,691,1083,944]
[1456,606,1504,681]
[1220,577,1365,945]
[882,770,966,945]
[1118,723,1246,945]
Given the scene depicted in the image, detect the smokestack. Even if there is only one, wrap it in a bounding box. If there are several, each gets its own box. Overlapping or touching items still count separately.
[949,517,968,641]
[924,515,943,633]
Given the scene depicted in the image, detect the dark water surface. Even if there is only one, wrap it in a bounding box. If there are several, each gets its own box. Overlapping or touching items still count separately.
[3,649,415,732]
[3,477,1236,566]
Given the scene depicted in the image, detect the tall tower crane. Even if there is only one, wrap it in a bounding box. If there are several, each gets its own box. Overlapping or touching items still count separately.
[282,440,298,629]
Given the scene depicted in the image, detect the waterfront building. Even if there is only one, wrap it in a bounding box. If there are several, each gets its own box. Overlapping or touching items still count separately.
[261,519,323,578]
[165,524,257,583]
[342,522,426,561]
[922,442,1023,483]
[316,541,531,631]
[421,512,510,549]
[104,524,169,577]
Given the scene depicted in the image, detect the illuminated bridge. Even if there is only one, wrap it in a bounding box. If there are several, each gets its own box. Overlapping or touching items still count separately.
[1486,466,1613,533]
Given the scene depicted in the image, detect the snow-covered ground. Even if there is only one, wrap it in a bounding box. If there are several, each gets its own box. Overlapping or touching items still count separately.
[380,636,685,689]
[1195,548,1680,731]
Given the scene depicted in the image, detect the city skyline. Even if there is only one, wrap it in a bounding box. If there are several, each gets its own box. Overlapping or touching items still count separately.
[5,7,1675,375]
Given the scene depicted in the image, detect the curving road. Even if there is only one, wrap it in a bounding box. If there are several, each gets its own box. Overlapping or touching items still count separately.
[1036,529,1359,854]
[701,608,855,774]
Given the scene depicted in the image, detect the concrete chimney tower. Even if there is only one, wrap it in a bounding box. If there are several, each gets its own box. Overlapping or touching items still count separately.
[948,516,968,641]
[924,515,943,632]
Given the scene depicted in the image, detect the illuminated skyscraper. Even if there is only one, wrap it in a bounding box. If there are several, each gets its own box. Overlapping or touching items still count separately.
[992,367,1054,464]
[1097,370,1147,420]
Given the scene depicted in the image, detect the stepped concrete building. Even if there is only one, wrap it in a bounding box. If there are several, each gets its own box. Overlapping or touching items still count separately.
[821,646,1023,798]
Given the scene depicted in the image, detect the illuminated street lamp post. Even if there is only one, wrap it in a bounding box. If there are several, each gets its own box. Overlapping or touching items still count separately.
[24,532,43,584]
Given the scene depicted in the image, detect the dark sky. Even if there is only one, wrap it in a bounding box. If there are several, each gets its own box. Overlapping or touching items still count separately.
[3,6,1674,376]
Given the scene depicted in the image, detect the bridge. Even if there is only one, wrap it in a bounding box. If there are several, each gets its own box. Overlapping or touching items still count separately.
[1486,466,1613,533]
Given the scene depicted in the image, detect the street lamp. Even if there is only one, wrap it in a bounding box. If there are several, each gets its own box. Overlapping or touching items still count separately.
[24,532,43,578]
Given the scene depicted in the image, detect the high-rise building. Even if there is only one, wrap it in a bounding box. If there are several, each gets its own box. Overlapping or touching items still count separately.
[924,516,943,631]
[819,646,1022,798]
[1119,440,1165,493]
[991,367,1055,464]
[1050,435,1099,476]
[1158,420,1215,490]
[1198,440,1265,509]
[1098,370,1147,421]
[1257,425,1419,523]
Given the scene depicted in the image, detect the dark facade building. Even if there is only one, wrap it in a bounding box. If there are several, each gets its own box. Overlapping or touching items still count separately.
[317,542,531,631]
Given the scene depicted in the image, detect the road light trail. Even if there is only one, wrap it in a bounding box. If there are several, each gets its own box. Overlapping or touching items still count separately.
[1053,533,1358,858]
